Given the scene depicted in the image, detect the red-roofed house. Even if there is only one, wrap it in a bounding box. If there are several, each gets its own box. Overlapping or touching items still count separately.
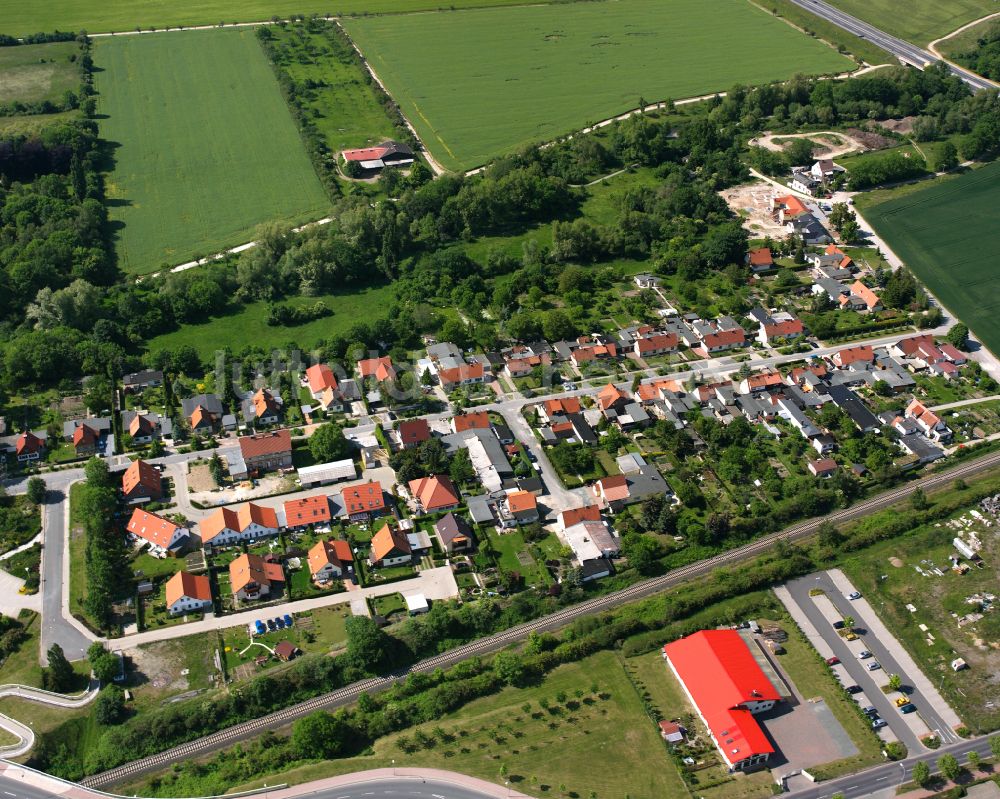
[906,399,952,442]
[369,523,412,568]
[738,371,784,395]
[199,502,280,548]
[229,553,284,602]
[746,247,774,273]
[452,411,490,433]
[807,458,838,478]
[341,140,414,170]
[283,494,334,530]
[939,343,967,365]
[596,383,628,412]
[634,332,679,358]
[694,327,745,357]
[409,475,461,514]
[757,318,804,347]
[505,490,538,525]
[841,280,882,313]
[398,419,431,450]
[126,508,188,555]
[357,356,396,382]
[341,480,387,521]
[305,364,338,398]
[439,362,486,392]
[238,430,292,474]
[165,571,213,616]
[15,432,44,463]
[571,341,618,367]
[830,345,874,368]
[591,475,630,511]
[541,397,582,422]
[307,539,354,583]
[121,459,163,504]
[73,423,99,457]
[772,194,809,222]
[663,630,780,772]
[557,504,602,531]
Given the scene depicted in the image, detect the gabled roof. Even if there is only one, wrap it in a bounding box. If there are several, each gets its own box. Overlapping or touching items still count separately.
[306,364,338,394]
[73,424,98,448]
[284,494,333,526]
[15,431,43,455]
[127,508,183,549]
[409,475,460,511]
[635,333,678,353]
[238,502,279,531]
[700,328,745,349]
[398,418,431,447]
[558,504,602,528]
[434,512,473,547]
[439,362,485,385]
[307,539,353,576]
[165,571,211,607]
[506,490,536,513]
[238,429,292,459]
[453,411,490,432]
[229,552,283,594]
[664,630,779,766]
[597,383,627,411]
[544,397,581,416]
[761,319,803,339]
[833,345,874,366]
[122,459,161,497]
[341,480,386,515]
[370,523,411,562]
[594,474,629,503]
[357,356,395,382]
[252,388,281,418]
[848,280,880,310]
[748,247,773,266]
[775,195,809,217]
[129,414,156,437]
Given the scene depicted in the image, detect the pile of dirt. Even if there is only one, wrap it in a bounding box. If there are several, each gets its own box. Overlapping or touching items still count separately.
[889,556,904,567]
[846,128,897,151]
[877,117,917,135]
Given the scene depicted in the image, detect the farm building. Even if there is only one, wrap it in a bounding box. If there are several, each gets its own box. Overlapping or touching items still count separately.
[297,459,356,487]
[663,630,780,773]
[341,140,414,170]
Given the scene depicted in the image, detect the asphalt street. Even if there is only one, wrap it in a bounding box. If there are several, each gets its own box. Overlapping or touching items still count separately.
[784,574,958,751]
[785,0,996,91]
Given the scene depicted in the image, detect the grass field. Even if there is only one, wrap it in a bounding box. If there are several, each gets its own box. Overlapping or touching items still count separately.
[267,23,400,156]
[145,282,395,360]
[343,0,853,170]
[825,0,997,44]
[0,41,80,105]
[864,161,1000,356]
[94,28,330,273]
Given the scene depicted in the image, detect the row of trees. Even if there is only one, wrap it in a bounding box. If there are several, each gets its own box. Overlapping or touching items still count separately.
[76,459,130,629]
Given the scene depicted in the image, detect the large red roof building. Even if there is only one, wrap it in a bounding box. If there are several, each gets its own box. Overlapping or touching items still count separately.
[663,630,780,772]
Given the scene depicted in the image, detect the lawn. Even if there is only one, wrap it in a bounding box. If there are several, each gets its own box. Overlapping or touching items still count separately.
[482,526,551,586]
[0,41,80,105]
[864,161,1000,357]
[267,22,401,156]
[222,650,682,799]
[0,0,536,38]
[824,0,997,44]
[145,282,395,361]
[343,0,853,170]
[94,28,330,273]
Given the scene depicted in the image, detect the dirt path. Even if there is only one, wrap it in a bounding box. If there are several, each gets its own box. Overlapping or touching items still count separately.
[750,130,867,158]
[927,13,1000,89]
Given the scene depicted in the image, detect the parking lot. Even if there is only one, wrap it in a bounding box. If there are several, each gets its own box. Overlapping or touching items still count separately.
[777,569,964,750]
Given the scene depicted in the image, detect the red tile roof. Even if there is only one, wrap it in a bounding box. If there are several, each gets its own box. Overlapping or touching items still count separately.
[559,505,602,528]
[409,475,460,511]
[306,364,338,394]
[165,571,212,607]
[439,362,485,386]
[341,480,386,515]
[636,333,679,354]
[506,490,536,513]
[238,429,292,460]
[370,523,411,563]
[761,319,803,340]
[15,432,43,456]
[283,494,333,527]
[127,508,183,550]
[663,630,779,766]
[398,419,431,447]
[453,411,490,432]
[357,356,395,382]
[342,145,390,162]
[848,280,881,311]
[307,539,353,576]
[748,247,773,266]
[597,383,627,411]
[832,345,874,366]
[544,397,581,416]
[122,459,161,498]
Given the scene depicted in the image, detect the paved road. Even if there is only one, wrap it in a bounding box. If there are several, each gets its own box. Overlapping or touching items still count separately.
[784,573,958,751]
[785,0,997,91]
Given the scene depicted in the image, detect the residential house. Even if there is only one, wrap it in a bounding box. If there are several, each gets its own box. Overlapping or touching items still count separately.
[772,194,809,224]
[439,361,487,392]
[906,399,952,443]
[15,431,44,463]
[126,508,188,555]
[305,364,338,399]
[757,315,804,347]
[341,480,387,521]
[409,475,461,514]
[238,430,292,474]
[283,494,334,530]
[831,345,874,368]
[369,523,412,568]
[811,159,844,181]
[229,553,284,602]
[790,170,820,195]
[123,370,164,392]
[563,519,620,572]
[557,504,602,532]
[341,140,414,170]
[826,384,880,432]
[807,458,838,478]
[505,490,538,525]
[72,423,100,457]
[634,273,661,289]
[357,356,396,382]
[540,397,582,424]
[790,213,831,245]
[164,571,213,616]
[746,247,774,273]
[181,394,224,433]
[663,630,780,773]
[243,388,282,426]
[121,459,162,504]
[693,325,746,357]
[397,419,431,450]
[634,332,679,358]
[739,371,784,395]
[570,338,619,368]
[434,512,475,553]
[452,411,491,434]
[840,280,882,313]
[199,502,279,548]
[307,539,354,583]
[122,411,171,444]
[596,383,629,414]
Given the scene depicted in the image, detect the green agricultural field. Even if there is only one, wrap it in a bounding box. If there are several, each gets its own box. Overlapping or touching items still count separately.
[0,0,532,38]
[267,23,402,156]
[0,41,80,105]
[865,161,1000,356]
[343,0,853,171]
[145,282,396,360]
[94,28,330,273]
[825,0,996,44]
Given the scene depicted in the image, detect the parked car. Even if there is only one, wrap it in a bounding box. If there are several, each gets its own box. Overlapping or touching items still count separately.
[858,650,872,659]
[846,685,862,694]
[845,631,859,641]
[283,614,294,627]
[832,620,845,629]
[895,697,911,707]
[848,591,862,600]
[900,704,917,714]
[872,718,887,729]
[826,656,840,665]
[867,662,881,671]
[863,706,878,716]
[254,620,265,635]
[274,617,285,629]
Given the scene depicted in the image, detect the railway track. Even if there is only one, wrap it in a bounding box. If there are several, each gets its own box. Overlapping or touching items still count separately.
[83,448,1000,789]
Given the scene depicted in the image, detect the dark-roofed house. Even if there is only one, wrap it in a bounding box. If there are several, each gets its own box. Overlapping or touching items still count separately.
[182,394,224,433]
[826,384,880,433]
[123,370,164,392]
[435,512,475,553]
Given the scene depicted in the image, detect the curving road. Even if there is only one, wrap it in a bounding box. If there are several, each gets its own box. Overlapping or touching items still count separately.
[785,0,997,91]
[83,447,1000,789]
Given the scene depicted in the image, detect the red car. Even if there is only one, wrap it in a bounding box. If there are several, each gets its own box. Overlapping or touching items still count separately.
[826,656,840,665]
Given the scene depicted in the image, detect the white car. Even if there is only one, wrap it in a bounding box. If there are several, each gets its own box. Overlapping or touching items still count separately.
[858,650,872,659]
[848,591,862,600]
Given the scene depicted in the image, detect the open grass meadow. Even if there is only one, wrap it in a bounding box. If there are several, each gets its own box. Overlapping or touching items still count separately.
[94,28,330,273]
[865,161,1000,356]
[343,0,853,171]
[0,41,80,105]
[825,0,997,44]
[0,0,533,38]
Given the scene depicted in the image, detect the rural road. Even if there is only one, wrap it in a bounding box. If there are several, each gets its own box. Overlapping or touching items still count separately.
[784,0,997,90]
[82,446,1000,789]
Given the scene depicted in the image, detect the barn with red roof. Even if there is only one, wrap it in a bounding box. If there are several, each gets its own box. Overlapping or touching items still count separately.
[662,630,781,772]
